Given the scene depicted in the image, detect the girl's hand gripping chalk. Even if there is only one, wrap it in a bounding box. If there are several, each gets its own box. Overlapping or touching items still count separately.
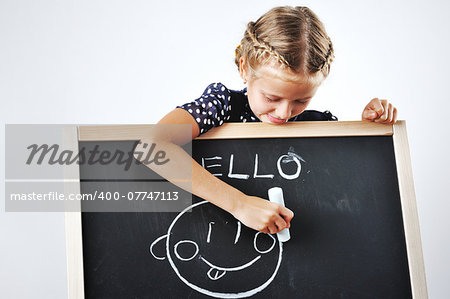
[268,187,291,242]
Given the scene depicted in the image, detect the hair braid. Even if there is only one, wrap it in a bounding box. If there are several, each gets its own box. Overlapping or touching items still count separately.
[320,38,334,72]
[245,22,291,68]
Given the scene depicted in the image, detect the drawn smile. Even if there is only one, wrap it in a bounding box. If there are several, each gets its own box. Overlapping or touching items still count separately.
[200,255,262,280]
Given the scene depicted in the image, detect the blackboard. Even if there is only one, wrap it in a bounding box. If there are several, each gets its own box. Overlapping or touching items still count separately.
[66,122,427,299]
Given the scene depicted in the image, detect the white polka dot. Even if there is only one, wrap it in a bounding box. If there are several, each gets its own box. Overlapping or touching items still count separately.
[219,120,223,125]
[188,109,193,113]
[228,96,231,100]
[204,119,207,124]
[207,88,211,93]
[187,104,191,107]
[208,111,212,115]
[221,86,225,91]
[200,128,204,133]
[208,102,212,107]
[207,119,211,124]
[213,100,217,105]
[202,103,206,108]
[202,111,206,115]
[221,110,224,115]
[251,117,255,120]
[196,118,201,123]
[196,109,200,114]
[240,116,243,120]
[226,116,230,120]
[243,119,247,123]
[214,83,217,88]
[200,98,203,102]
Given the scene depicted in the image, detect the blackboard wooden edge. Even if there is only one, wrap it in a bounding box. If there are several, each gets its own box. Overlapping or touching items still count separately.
[65,210,85,299]
[63,126,85,299]
[77,121,393,141]
[197,121,393,139]
[393,121,429,298]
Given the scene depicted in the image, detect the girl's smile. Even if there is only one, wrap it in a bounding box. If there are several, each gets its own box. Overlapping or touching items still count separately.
[266,114,288,124]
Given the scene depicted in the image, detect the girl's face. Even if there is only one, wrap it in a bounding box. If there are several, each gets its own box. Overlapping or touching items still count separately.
[242,62,324,124]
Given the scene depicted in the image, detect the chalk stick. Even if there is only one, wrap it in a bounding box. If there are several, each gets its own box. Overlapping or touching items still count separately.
[268,187,291,242]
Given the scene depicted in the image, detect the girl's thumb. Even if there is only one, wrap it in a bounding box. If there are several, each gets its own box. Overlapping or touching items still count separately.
[363,110,378,120]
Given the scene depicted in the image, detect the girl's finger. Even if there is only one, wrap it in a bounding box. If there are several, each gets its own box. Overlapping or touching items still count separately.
[375,100,389,122]
[280,206,294,222]
[393,107,398,123]
[268,224,278,234]
[370,98,384,116]
[260,227,270,234]
[363,98,382,121]
[381,100,389,121]
[387,103,394,123]
[275,216,288,231]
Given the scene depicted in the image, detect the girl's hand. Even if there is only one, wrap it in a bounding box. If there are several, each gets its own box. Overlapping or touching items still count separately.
[361,98,398,124]
[231,194,294,234]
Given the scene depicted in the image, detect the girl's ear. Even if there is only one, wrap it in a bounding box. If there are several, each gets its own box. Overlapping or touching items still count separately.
[150,234,168,260]
[239,57,248,84]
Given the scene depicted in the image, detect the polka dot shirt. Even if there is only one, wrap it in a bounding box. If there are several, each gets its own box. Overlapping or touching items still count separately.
[177,82,337,135]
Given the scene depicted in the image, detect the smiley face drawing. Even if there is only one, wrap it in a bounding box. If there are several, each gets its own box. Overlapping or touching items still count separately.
[150,201,283,298]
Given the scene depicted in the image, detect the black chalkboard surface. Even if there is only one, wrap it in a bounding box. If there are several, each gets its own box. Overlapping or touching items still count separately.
[71,122,426,299]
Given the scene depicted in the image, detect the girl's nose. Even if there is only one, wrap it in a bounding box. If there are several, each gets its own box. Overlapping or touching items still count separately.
[275,101,292,120]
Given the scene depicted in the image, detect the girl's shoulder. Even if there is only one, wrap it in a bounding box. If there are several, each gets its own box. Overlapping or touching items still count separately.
[202,82,232,94]
[177,82,243,135]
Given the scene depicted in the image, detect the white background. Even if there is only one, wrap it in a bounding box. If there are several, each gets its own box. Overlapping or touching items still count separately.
[1,0,449,298]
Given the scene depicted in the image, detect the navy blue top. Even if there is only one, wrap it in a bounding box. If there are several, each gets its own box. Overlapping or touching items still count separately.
[177,82,337,135]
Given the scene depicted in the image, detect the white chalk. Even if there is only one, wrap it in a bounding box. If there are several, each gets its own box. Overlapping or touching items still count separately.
[268,187,291,242]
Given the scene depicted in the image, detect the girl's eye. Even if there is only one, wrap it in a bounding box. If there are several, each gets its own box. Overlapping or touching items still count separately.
[295,100,308,105]
[265,97,279,102]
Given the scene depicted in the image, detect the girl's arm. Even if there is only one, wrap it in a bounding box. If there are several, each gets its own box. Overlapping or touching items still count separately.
[135,108,294,234]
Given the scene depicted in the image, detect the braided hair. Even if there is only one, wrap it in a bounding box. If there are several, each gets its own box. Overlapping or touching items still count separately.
[235,6,334,78]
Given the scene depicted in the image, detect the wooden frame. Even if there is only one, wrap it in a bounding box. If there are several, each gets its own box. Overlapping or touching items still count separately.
[65,121,427,298]
[63,126,84,299]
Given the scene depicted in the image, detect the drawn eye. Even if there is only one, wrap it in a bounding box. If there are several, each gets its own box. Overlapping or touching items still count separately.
[253,232,276,254]
[174,240,199,261]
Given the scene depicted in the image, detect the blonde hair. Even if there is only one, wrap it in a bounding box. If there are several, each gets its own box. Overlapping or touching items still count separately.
[235,6,334,78]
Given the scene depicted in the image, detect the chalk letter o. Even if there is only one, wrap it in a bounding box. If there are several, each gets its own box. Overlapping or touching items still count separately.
[277,155,301,180]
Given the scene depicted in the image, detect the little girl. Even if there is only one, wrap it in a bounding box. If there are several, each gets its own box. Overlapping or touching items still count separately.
[138,6,397,234]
